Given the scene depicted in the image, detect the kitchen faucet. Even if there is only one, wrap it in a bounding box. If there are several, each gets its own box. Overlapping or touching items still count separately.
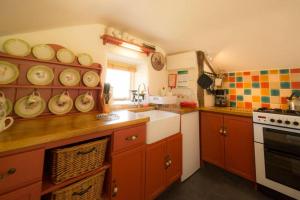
[137,83,147,107]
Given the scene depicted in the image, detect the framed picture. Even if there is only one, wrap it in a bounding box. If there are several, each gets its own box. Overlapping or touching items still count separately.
[168,74,177,88]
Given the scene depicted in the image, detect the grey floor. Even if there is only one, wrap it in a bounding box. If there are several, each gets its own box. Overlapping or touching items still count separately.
[157,164,272,200]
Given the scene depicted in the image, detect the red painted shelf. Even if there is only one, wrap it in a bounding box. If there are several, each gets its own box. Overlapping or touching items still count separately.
[101,34,155,56]
[41,162,111,195]
[0,84,102,90]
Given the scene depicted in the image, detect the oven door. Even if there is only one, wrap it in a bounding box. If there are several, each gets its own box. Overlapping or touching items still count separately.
[264,128,300,190]
[254,123,300,199]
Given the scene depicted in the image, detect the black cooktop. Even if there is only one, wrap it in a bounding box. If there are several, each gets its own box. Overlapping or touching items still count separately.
[255,108,300,116]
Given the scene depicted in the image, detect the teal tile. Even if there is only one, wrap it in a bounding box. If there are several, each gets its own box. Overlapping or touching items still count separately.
[237,95,244,101]
[271,89,280,96]
[261,96,270,103]
[244,89,251,95]
[292,90,300,96]
[230,101,236,107]
[230,83,236,88]
[225,89,229,94]
[252,82,260,88]
[229,72,235,76]
[280,82,290,89]
[260,70,268,75]
[236,77,243,82]
[280,69,289,74]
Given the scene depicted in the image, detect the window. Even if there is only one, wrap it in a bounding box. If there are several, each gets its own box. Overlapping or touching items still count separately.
[106,60,136,100]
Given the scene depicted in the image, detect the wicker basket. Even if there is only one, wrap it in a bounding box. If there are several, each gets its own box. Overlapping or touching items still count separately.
[51,138,108,184]
[51,170,106,200]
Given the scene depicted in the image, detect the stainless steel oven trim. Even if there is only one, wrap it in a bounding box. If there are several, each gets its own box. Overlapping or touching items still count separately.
[254,123,300,199]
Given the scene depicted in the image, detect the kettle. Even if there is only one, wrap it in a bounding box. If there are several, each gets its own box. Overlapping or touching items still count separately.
[287,93,300,111]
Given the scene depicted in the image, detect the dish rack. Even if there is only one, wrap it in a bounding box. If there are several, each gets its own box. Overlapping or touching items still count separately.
[0,44,103,119]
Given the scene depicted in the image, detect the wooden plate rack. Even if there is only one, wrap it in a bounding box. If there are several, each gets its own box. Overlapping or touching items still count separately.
[0,44,103,120]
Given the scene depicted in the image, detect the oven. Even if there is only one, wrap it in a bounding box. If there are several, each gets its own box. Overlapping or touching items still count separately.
[254,123,300,199]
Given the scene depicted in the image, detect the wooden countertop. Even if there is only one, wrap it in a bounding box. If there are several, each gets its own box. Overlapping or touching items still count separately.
[199,107,253,117]
[0,110,149,154]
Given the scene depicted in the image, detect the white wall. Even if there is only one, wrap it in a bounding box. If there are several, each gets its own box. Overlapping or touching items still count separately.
[0,24,167,95]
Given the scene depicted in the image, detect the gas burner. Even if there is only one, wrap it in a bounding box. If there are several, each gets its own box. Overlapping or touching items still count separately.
[256,108,283,114]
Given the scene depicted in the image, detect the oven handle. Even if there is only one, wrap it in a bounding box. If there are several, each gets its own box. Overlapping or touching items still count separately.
[264,147,300,160]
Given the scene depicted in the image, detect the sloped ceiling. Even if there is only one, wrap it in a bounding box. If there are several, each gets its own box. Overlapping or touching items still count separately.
[0,0,299,71]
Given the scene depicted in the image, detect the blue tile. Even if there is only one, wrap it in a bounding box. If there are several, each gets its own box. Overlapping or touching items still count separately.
[279,69,289,74]
[244,89,251,95]
[237,95,244,101]
[230,101,236,107]
[261,96,270,103]
[280,82,290,89]
[230,83,236,88]
[229,72,235,76]
[252,82,260,88]
[271,89,280,96]
[292,90,300,96]
[236,77,243,82]
[260,70,268,75]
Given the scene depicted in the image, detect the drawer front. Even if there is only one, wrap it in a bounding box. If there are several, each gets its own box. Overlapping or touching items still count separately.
[0,182,41,200]
[0,149,44,195]
[113,125,146,152]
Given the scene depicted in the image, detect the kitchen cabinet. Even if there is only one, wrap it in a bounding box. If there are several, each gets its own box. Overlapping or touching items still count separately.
[145,133,182,200]
[200,112,255,181]
[111,125,146,200]
[0,182,41,200]
[111,145,145,200]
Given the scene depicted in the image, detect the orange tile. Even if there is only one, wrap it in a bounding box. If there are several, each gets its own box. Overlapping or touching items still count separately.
[237,102,245,108]
[229,89,236,95]
[291,68,300,73]
[280,104,288,110]
[245,102,252,109]
[291,82,300,89]
[243,72,251,76]
[243,82,251,88]
[261,103,270,108]
[236,72,243,76]
[260,75,269,82]
[280,74,290,82]
[230,95,236,101]
[236,83,243,88]
[261,88,270,96]
[229,77,235,82]
[281,97,288,104]
[252,76,259,82]
[252,96,261,102]
[261,82,269,88]
[269,69,279,74]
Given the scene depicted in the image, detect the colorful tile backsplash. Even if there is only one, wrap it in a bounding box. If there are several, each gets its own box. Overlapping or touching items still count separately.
[222,68,300,110]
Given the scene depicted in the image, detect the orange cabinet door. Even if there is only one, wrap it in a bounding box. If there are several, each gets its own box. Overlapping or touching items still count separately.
[223,115,255,181]
[200,112,225,168]
[0,182,41,200]
[166,133,182,186]
[111,145,145,200]
[145,140,167,200]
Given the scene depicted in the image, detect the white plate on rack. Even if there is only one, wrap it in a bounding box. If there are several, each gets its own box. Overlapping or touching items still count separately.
[48,95,73,115]
[14,95,46,118]
[56,48,75,64]
[0,61,19,84]
[32,44,55,60]
[83,71,100,87]
[75,94,95,112]
[59,68,81,86]
[3,38,31,57]
[27,65,54,86]
[78,53,93,67]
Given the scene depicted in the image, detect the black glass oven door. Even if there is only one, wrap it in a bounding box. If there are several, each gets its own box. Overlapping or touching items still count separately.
[264,147,300,190]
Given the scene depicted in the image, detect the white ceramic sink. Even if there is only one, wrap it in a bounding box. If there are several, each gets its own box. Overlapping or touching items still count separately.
[133,110,180,144]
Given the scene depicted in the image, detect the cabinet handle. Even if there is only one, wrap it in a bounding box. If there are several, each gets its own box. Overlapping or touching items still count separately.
[219,128,224,134]
[112,182,118,197]
[126,135,138,141]
[0,168,17,181]
[223,128,228,136]
[76,147,97,155]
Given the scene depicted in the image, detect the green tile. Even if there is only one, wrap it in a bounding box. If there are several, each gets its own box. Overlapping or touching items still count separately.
[230,101,236,107]
[236,77,243,82]
[261,96,270,103]
[244,89,251,95]
[280,69,289,74]
[237,95,244,101]
[280,82,290,89]
[271,89,280,96]
[225,89,229,95]
[229,72,235,76]
[260,70,268,75]
[292,90,300,96]
[230,83,236,88]
[252,82,260,88]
